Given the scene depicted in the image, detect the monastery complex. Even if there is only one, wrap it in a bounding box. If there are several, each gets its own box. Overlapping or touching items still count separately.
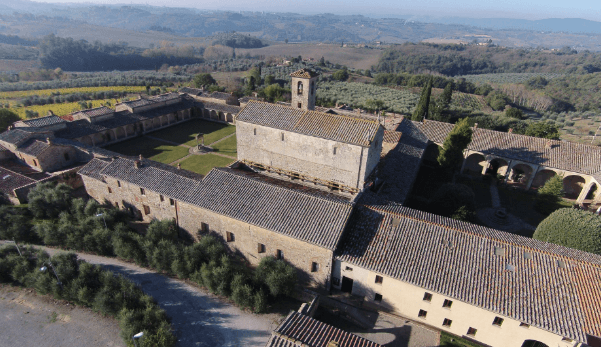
[1,69,601,347]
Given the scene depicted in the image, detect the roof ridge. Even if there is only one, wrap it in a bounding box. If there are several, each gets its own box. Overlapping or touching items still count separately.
[214,167,351,205]
[366,204,601,268]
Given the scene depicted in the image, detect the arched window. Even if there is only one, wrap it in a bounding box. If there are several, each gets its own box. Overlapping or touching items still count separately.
[297,81,303,95]
[310,81,315,95]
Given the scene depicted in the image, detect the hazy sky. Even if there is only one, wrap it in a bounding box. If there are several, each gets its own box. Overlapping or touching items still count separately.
[36,0,601,21]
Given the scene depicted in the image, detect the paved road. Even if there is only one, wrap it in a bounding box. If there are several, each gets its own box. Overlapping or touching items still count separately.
[41,248,280,347]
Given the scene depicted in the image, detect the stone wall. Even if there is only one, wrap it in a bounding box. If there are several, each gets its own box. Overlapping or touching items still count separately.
[237,121,380,189]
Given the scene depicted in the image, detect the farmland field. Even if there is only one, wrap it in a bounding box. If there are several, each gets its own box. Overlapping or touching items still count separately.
[11,99,115,119]
[316,82,419,114]
[0,86,148,100]
[456,73,564,84]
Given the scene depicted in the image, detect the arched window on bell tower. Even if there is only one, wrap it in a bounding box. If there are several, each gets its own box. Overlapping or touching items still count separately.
[297,81,303,95]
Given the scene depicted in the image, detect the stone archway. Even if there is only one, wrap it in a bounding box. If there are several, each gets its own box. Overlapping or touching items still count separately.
[125,124,135,136]
[210,110,218,120]
[92,133,104,145]
[152,117,161,129]
[563,175,586,199]
[586,182,598,200]
[488,158,508,177]
[104,131,113,142]
[219,112,226,122]
[115,127,125,140]
[202,109,210,119]
[160,115,168,127]
[510,163,533,185]
[463,153,486,176]
[531,169,556,189]
[168,113,176,124]
[226,113,234,123]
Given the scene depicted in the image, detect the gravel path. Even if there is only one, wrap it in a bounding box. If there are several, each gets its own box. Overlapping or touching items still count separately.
[41,248,280,347]
[0,285,124,347]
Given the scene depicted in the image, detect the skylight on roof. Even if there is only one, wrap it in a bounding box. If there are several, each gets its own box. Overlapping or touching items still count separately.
[494,247,506,256]
[505,263,515,272]
[2,175,10,180]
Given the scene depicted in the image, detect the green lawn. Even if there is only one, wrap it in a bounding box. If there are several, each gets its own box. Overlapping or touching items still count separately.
[177,154,235,176]
[149,119,236,146]
[105,137,189,164]
[211,135,237,156]
[498,185,572,227]
[439,331,483,347]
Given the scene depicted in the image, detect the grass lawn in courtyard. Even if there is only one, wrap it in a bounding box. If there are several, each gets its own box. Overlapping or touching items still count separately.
[105,137,189,164]
[150,119,236,146]
[497,185,572,227]
[177,154,235,176]
[211,135,237,156]
[439,331,482,347]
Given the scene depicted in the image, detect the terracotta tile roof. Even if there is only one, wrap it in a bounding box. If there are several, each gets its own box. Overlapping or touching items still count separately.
[0,128,38,145]
[78,158,110,181]
[72,106,114,118]
[336,205,601,343]
[179,87,204,96]
[201,101,241,114]
[186,167,353,250]
[238,96,262,104]
[290,68,319,78]
[237,101,381,147]
[149,92,181,103]
[209,91,232,100]
[0,166,36,195]
[382,130,402,143]
[419,120,601,176]
[121,98,154,108]
[266,311,381,347]
[16,139,50,157]
[17,115,66,127]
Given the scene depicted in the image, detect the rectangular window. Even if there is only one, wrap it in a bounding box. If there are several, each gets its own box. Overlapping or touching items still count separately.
[107,187,112,194]
[519,323,530,328]
[281,133,285,141]
[140,188,145,195]
[276,249,284,260]
[160,195,164,202]
[143,205,150,215]
[418,309,427,318]
[311,262,319,272]
[443,299,453,308]
[375,275,383,284]
[333,147,337,155]
[442,319,452,328]
[201,223,209,233]
[258,243,266,253]
[297,102,302,108]
[345,266,353,271]
[117,180,121,187]
[423,292,433,302]
[374,293,382,302]
[33,159,37,166]
[169,198,175,206]
[467,328,477,336]
[253,128,257,135]
[492,317,504,327]
[226,231,235,242]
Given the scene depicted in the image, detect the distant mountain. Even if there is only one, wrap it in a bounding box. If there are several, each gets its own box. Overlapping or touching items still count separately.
[415,17,601,35]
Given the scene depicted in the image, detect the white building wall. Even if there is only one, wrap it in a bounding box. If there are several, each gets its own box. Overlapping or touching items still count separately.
[332,260,578,347]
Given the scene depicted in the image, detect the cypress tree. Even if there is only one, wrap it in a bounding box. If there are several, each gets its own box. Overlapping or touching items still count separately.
[412,77,433,121]
[441,81,453,107]
[437,117,473,168]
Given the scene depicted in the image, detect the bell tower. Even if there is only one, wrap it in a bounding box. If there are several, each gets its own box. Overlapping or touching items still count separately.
[290,69,318,111]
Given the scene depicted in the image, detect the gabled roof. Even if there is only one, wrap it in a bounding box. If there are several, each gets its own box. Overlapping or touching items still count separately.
[237,101,381,147]
[72,106,114,119]
[179,87,204,96]
[0,128,39,145]
[78,158,111,181]
[290,68,319,78]
[186,167,353,250]
[16,139,50,157]
[16,115,66,128]
[419,119,601,176]
[266,311,381,347]
[0,166,36,195]
[201,101,241,114]
[209,91,233,100]
[81,157,205,201]
[336,205,601,343]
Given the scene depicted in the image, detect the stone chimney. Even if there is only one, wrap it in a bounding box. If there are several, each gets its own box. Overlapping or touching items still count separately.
[508,128,513,134]
[46,137,52,144]
[545,140,552,149]
[177,163,181,170]
[134,160,141,169]
[473,123,478,129]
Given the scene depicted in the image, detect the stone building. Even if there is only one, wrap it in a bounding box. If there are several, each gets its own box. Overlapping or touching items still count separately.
[334,204,601,347]
[236,100,384,194]
[419,119,601,203]
[290,68,318,111]
[78,157,354,288]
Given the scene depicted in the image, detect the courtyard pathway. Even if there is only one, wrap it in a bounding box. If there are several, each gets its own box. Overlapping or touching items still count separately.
[38,247,280,347]
[490,182,501,208]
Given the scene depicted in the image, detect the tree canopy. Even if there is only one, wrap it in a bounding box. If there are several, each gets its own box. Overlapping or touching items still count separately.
[0,109,20,132]
[411,77,433,121]
[193,73,217,88]
[428,183,476,222]
[534,208,601,255]
[525,121,561,140]
[535,174,564,213]
[505,107,524,119]
[437,117,473,168]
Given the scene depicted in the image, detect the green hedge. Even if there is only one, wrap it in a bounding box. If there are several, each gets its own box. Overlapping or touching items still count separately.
[0,246,176,347]
[534,208,601,255]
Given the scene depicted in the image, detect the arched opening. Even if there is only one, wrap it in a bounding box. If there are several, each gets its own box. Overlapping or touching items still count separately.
[92,133,104,145]
[104,131,113,142]
[521,340,549,347]
[531,169,556,189]
[586,182,598,200]
[423,143,440,163]
[202,109,210,119]
[226,113,234,123]
[177,111,183,121]
[510,163,533,185]
[152,117,161,128]
[462,153,486,176]
[219,112,225,122]
[297,81,303,95]
[160,115,168,127]
[487,158,509,177]
[115,127,125,139]
[80,136,93,146]
[168,113,176,123]
[210,110,218,120]
[126,125,135,136]
[563,175,586,199]
[145,121,153,131]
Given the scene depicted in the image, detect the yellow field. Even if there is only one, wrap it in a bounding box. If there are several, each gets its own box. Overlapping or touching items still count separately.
[0,86,148,100]
[13,99,116,119]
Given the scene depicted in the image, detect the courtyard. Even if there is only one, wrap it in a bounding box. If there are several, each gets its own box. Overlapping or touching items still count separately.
[105,119,237,176]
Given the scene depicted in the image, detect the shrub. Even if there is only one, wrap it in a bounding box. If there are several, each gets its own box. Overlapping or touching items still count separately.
[255,256,297,297]
[429,183,476,222]
[535,175,564,213]
[27,182,73,219]
[534,208,601,255]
